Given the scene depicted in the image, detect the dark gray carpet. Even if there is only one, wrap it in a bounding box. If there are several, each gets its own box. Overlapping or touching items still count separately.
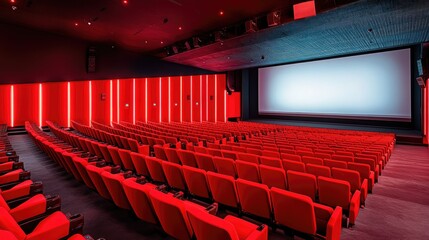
[9,134,429,239]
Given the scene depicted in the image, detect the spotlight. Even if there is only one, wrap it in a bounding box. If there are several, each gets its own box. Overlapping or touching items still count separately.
[123,0,128,4]
[153,103,157,106]
[87,21,92,25]
[219,11,224,16]
[74,22,79,27]
[125,103,129,107]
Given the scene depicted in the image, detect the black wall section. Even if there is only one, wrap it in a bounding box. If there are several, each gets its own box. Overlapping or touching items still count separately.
[0,22,213,84]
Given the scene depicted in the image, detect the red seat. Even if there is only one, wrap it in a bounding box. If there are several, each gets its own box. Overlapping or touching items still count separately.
[332,154,354,163]
[194,153,216,172]
[235,160,260,183]
[259,165,287,190]
[85,165,112,200]
[221,150,238,160]
[100,171,131,209]
[186,204,269,240]
[98,144,112,163]
[161,161,187,191]
[182,166,211,199]
[0,169,29,185]
[281,153,301,162]
[354,157,380,182]
[236,153,259,164]
[261,150,280,158]
[287,170,317,201]
[306,164,331,178]
[164,148,181,164]
[145,156,167,183]
[323,159,348,169]
[122,177,158,224]
[260,156,283,168]
[282,159,306,173]
[107,146,122,166]
[270,188,342,240]
[213,157,237,178]
[177,150,198,167]
[130,152,150,177]
[236,179,272,220]
[207,171,239,209]
[194,146,208,154]
[348,162,375,192]
[71,157,95,189]
[117,149,135,171]
[153,145,168,161]
[302,156,324,166]
[331,167,368,206]
[318,176,360,226]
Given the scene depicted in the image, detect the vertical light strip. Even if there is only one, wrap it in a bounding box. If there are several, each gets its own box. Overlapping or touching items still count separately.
[159,77,162,123]
[214,74,217,123]
[133,78,136,125]
[117,79,120,123]
[145,78,148,123]
[424,87,427,136]
[67,82,71,128]
[224,90,227,122]
[110,80,113,126]
[200,75,202,122]
[39,83,42,127]
[89,81,92,126]
[190,76,193,123]
[168,77,171,123]
[10,85,14,127]
[206,75,208,122]
[180,76,183,123]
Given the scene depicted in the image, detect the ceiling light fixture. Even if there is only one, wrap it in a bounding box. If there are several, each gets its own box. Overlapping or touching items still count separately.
[160,41,164,44]
[178,26,182,30]
[74,22,79,27]
[219,11,224,16]
[123,0,128,4]
[10,0,15,3]
[87,21,92,25]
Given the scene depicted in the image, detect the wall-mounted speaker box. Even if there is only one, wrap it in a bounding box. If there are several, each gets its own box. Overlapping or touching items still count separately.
[293,1,316,20]
[267,11,281,27]
[101,93,106,101]
[87,47,96,73]
[416,76,426,88]
[417,42,429,77]
[245,20,257,33]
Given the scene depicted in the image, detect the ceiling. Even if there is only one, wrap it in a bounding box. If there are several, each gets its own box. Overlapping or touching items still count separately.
[1,0,428,72]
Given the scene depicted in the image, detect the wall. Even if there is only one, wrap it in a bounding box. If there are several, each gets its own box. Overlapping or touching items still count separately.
[0,22,212,84]
[0,74,240,127]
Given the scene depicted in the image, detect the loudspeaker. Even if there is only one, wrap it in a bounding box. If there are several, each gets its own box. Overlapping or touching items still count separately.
[267,11,281,27]
[416,76,426,88]
[245,20,257,33]
[227,70,242,94]
[87,47,96,73]
[293,1,316,20]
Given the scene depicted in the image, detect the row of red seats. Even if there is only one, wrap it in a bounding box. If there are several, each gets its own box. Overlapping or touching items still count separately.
[1,127,91,240]
[28,122,270,240]
[47,121,348,238]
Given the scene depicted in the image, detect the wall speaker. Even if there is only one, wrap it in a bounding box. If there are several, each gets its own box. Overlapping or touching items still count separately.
[87,47,96,73]
[267,11,281,27]
[245,20,257,33]
[416,76,426,88]
[293,1,316,20]
[227,70,242,94]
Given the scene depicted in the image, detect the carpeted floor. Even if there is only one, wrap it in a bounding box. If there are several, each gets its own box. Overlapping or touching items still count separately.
[9,134,429,239]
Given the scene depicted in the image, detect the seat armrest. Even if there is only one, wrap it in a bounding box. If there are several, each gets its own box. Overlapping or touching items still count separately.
[349,190,361,226]
[245,223,269,240]
[326,206,342,240]
[360,179,368,205]
[67,213,84,236]
[205,202,218,215]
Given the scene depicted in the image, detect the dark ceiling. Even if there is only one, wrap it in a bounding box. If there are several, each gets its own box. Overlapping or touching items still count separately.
[1,0,429,72]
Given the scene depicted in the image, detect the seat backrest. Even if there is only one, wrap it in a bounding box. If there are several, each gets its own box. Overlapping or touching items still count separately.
[145,156,166,183]
[260,156,283,168]
[236,179,271,219]
[331,167,361,192]
[0,230,19,240]
[282,159,306,173]
[186,205,239,240]
[236,152,259,164]
[261,150,280,158]
[323,159,348,169]
[182,166,210,199]
[270,188,317,235]
[313,152,331,160]
[301,156,323,166]
[161,161,186,191]
[194,153,216,172]
[212,157,237,178]
[100,172,131,209]
[163,148,181,164]
[153,145,168,161]
[194,146,208,154]
[231,146,247,153]
[280,153,301,162]
[306,163,331,178]
[318,176,351,209]
[118,149,135,171]
[122,178,158,224]
[107,146,122,166]
[347,162,371,180]
[332,154,354,162]
[235,160,260,183]
[85,165,112,200]
[149,190,193,240]
[296,150,314,158]
[259,165,287,190]
[130,152,150,177]
[354,157,376,171]
[177,150,198,167]
[287,170,317,201]
[0,207,26,240]
[98,144,113,163]
[246,148,262,156]
[207,171,239,208]
[207,148,223,157]
[221,150,237,160]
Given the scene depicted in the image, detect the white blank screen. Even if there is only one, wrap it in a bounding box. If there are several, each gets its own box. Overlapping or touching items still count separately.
[258,49,411,121]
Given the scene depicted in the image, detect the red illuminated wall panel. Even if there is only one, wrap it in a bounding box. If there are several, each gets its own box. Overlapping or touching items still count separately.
[192,75,201,122]
[91,80,111,125]
[182,76,191,122]
[14,84,39,126]
[43,82,68,127]
[216,74,227,122]
[207,75,216,122]
[227,92,241,119]
[0,85,11,126]
[170,77,181,122]
[119,79,133,124]
[161,77,170,123]
[135,78,147,123]
[70,81,90,126]
[147,77,160,123]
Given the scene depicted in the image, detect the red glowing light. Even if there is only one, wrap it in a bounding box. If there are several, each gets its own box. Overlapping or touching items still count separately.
[178,26,182,30]
[123,0,128,4]
[74,22,79,27]
[10,0,15,3]
[219,11,224,16]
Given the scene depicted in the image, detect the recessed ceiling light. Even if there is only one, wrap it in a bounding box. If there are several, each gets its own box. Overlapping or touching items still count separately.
[145,40,148,44]
[10,0,15,3]
[74,22,79,27]
[11,6,17,10]
[160,41,164,44]
[219,11,224,16]
[87,21,92,25]
[178,26,182,30]
[123,0,128,4]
